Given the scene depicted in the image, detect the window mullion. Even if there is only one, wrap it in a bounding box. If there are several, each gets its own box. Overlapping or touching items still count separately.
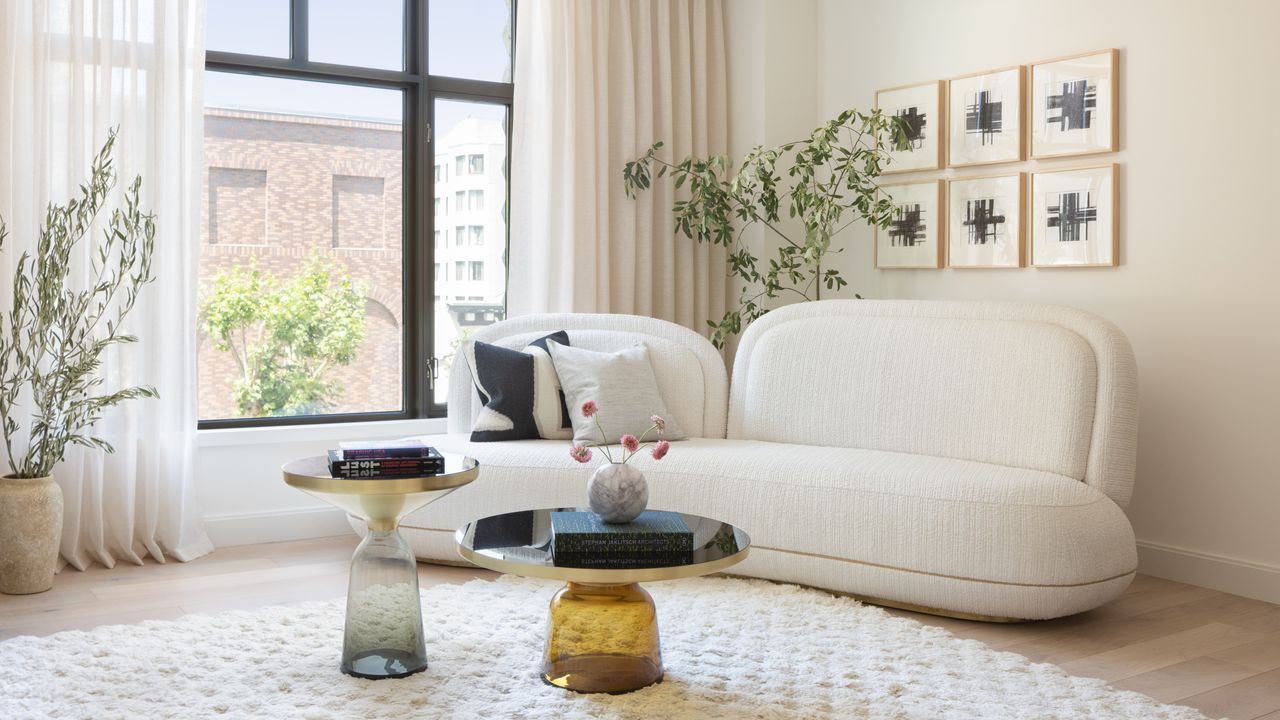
[291,0,308,62]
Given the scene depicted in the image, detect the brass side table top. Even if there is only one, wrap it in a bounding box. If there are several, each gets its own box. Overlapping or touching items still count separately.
[283,453,479,532]
[456,507,750,694]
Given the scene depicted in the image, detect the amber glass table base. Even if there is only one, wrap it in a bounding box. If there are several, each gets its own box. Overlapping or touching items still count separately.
[542,581,663,694]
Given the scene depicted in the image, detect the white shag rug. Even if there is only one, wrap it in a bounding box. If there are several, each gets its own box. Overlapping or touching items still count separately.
[0,575,1213,720]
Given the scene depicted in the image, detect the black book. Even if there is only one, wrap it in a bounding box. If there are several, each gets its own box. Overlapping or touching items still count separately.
[327,448,444,478]
[338,439,437,459]
[550,511,693,554]
[552,551,694,569]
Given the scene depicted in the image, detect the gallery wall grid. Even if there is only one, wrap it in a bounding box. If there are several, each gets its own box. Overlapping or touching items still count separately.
[873,48,1119,270]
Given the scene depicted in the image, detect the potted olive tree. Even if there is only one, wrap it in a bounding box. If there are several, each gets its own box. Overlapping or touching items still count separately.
[0,130,157,594]
[623,109,908,348]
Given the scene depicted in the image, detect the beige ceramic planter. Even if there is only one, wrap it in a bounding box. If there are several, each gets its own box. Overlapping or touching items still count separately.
[0,475,63,594]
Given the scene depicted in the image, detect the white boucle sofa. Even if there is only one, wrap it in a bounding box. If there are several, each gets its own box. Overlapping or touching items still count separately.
[384,299,1139,621]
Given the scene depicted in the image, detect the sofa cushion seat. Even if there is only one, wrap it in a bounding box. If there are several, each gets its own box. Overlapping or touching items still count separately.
[390,433,1137,619]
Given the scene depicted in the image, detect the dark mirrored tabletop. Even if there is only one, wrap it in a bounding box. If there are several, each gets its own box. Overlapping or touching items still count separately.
[456,508,750,585]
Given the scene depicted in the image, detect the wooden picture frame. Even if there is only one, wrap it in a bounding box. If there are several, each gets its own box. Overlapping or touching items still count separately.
[947,173,1024,269]
[1030,49,1119,159]
[875,179,945,269]
[1030,164,1119,268]
[876,80,945,174]
[948,66,1025,168]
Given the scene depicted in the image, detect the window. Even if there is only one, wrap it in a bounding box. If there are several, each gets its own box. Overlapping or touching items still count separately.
[432,99,509,403]
[469,261,484,281]
[207,0,289,58]
[469,154,485,174]
[201,0,514,427]
[470,226,483,245]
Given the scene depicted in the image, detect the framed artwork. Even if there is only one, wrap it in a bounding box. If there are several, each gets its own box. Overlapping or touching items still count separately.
[876,180,944,269]
[1031,164,1118,267]
[1030,49,1118,159]
[948,66,1024,167]
[947,173,1024,268]
[876,81,944,173]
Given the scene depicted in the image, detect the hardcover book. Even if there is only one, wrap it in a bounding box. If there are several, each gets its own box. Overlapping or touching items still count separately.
[550,510,693,555]
[327,448,444,479]
[338,439,436,459]
[552,551,693,569]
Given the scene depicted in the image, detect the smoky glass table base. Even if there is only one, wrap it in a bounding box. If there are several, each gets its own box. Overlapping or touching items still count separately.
[456,508,750,694]
[283,454,478,679]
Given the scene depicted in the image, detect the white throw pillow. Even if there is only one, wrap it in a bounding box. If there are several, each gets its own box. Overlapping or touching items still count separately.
[547,341,686,443]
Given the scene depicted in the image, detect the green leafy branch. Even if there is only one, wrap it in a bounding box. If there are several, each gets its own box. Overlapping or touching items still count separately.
[623,109,909,348]
[200,256,366,418]
[0,129,159,478]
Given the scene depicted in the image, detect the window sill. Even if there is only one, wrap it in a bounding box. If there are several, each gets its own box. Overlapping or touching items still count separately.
[196,417,449,448]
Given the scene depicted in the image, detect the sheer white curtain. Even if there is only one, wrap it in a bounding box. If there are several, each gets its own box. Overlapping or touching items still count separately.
[0,0,212,569]
[509,0,728,332]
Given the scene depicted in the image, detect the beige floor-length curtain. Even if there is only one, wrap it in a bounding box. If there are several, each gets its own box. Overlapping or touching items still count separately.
[0,0,213,569]
[509,0,728,332]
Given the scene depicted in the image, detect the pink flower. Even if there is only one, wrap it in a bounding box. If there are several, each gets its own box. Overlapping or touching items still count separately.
[581,400,598,418]
[569,444,593,464]
[621,434,640,453]
[651,440,670,460]
[650,415,666,433]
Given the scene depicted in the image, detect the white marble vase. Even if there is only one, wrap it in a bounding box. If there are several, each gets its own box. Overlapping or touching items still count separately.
[587,463,648,523]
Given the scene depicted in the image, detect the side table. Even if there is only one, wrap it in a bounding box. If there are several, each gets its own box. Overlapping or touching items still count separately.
[456,508,750,693]
[282,453,478,679]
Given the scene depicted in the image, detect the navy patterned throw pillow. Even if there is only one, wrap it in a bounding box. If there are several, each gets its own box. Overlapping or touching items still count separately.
[461,331,573,442]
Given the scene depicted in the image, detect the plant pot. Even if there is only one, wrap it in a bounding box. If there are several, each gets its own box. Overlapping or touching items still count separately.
[0,475,63,595]
[587,463,648,524]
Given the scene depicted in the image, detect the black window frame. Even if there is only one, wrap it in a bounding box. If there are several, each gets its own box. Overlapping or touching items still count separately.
[199,0,515,429]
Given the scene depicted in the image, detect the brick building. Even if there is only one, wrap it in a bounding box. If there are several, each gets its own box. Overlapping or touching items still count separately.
[198,108,506,419]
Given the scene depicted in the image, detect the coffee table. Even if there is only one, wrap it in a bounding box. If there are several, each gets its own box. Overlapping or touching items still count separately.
[455,508,750,694]
[282,453,478,679]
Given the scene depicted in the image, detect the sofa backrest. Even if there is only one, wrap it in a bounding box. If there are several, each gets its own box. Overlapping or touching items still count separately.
[447,313,729,439]
[728,300,1138,508]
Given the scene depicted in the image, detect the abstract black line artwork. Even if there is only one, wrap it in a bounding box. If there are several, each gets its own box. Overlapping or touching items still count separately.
[1046,79,1096,132]
[963,198,1006,245]
[965,91,1003,145]
[1046,191,1097,242]
[893,107,927,149]
[889,203,927,247]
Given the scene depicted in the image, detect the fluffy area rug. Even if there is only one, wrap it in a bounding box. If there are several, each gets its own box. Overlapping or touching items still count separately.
[0,575,1212,719]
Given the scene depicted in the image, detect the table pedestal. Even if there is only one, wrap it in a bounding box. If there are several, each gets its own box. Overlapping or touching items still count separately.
[341,527,427,679]
[542,581,663,694]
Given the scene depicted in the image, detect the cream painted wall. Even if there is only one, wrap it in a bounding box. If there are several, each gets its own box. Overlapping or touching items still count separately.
[807,0,1280,599]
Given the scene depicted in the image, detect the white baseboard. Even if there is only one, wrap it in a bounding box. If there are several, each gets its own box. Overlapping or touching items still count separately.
[1137,540,1280,604]
[203,507,354,547]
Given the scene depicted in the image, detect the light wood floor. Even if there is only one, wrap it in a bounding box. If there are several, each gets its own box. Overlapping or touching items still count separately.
[3,536,1278,719]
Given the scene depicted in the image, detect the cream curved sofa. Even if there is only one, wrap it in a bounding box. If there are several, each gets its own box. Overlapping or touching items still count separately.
[384,300,1139,621]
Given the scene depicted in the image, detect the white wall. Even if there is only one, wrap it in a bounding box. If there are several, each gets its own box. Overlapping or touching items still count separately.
[196,418,445,546]
[807,0,1280,600]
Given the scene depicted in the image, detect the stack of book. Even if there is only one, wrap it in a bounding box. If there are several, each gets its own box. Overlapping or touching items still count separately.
[550,510,694,568]
[328,440,444,479]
